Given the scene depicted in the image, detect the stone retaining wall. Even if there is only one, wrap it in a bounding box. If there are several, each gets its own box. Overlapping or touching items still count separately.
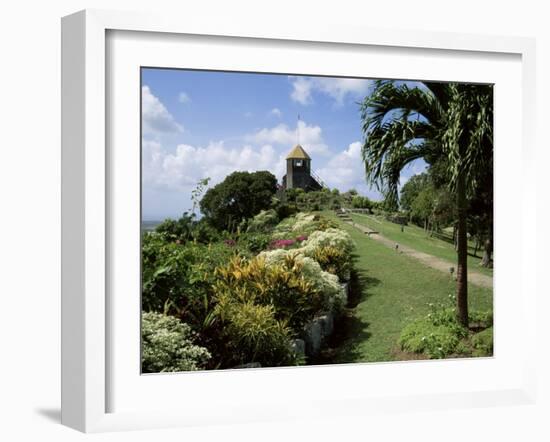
[297,280,350,358]
[234,280,351,367]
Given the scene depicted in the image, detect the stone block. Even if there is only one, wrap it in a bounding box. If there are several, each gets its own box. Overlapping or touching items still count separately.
[318,312,334,337]
[303,319,322,356]
[340,282,350,306]
[289,338,305,357]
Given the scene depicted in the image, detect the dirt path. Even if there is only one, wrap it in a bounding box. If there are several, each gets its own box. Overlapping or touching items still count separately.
[344,220,493,289]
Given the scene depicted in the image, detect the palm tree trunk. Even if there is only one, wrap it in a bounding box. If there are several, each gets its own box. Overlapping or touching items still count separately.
[456,170,469,328]
[453,224,458,251]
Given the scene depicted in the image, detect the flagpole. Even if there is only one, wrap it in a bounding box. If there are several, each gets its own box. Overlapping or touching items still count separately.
[297,114,300,145]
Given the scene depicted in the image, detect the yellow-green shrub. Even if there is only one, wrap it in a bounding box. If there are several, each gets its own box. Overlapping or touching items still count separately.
[257,249,344,314]
[214,255,329,331]
[307,246,352,281]
[214,300,295,367]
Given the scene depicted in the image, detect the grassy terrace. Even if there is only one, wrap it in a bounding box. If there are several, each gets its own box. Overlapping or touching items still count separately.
[349,212,493,277]
[315,212,493,364]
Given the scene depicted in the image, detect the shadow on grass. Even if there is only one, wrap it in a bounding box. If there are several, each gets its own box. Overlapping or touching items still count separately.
[312,313,372,365]
[347,264,379,308]
[421,231,483,259]
[311,267,379,365]
[432,231,454,244]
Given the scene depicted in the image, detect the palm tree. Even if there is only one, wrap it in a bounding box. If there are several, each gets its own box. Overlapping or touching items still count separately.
[360,81,493,327]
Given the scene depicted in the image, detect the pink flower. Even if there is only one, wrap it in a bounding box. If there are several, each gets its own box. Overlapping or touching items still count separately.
[269,239,296,249]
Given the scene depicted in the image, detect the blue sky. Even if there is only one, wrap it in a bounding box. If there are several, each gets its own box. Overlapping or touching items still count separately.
[141,68,427,220]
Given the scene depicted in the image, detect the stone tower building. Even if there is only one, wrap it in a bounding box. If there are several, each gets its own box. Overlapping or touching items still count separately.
[281,144,324,191]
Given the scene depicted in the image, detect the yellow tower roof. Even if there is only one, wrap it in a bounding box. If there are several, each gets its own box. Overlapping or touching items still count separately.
[286,144,311,160]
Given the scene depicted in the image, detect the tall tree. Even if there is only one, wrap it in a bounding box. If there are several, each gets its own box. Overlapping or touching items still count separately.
[400,173,431,213]
[411,184,436,232]
[360,80,493,327]
[442,84,493,323]
[200,171,278,231]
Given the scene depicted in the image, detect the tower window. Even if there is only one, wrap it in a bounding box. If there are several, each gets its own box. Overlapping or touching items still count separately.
[294,160,303,167]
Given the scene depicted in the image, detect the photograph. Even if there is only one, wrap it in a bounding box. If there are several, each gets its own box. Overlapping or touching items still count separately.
[140,68,494,373]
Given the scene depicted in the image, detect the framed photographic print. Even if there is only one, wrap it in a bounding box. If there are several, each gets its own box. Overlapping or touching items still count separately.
[61,9,537,433]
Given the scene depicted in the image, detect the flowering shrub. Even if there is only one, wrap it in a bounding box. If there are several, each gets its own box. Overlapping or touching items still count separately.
[211,253,346,367]
[308,246,352,281]
[398,317,465,359]
[271,212,328,239]
[271,217,299,240]
[269,238,296,249]
[292,218,317,233]
[246,209,280,233]
[268,234,308,250]
[298,228,354,281]
[398,297,493,359]
[141,312,211,373]
[300,228,354,257]
[141,210,355,370]
[272,212,339,240]
[214,255,329,331]
[258,249,345,313]
[398,299,469,359]
[296,212,316,222]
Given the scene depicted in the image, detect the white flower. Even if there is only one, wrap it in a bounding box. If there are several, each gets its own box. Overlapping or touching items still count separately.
[258,248,342,312]
[300,228,354,256]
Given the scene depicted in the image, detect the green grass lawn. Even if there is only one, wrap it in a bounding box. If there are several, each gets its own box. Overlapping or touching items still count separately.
[348,212,493,277]
[314,213,493,364]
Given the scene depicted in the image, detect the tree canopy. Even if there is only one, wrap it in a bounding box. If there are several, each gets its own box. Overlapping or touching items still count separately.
[400,173,431,212]
[200,171,278,231]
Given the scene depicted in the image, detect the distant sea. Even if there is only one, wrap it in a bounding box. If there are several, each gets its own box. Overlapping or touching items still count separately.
[141,220,163,232]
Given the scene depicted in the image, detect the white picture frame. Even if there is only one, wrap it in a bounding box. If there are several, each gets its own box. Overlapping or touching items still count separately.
[61,9,537,433]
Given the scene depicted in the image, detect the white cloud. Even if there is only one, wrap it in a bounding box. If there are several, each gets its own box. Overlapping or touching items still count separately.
[142,140,285,194]
[142,140,163,187]
[178,92,191,104]
[270,108,282,118]
[290,77,314,105]
[142,85,183,135]
[246,120,329,155]
[142,137,383,217]
[289,76,372,106]
[316,141,369,192]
